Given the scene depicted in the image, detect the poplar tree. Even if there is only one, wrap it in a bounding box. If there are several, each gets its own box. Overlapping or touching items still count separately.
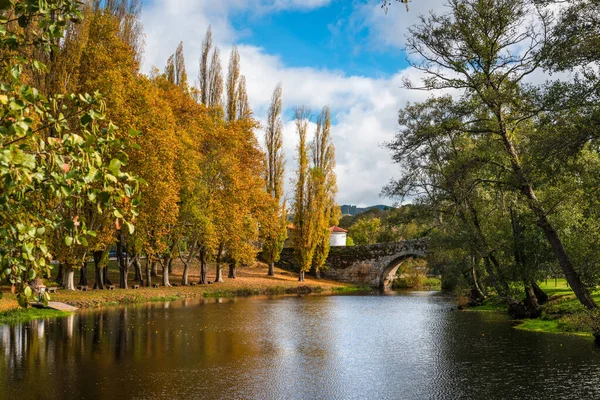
[226,46,241,122]
[199,25,212,105]
[165,42,187,87]
[237,75,250,120]
[311,106,338,279]
[292,107,317,282]
[208,47,223,108]
[262,84,287,276]
[174,41,188,88]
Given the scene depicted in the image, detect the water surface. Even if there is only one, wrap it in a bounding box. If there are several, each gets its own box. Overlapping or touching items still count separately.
[2,292,600,399]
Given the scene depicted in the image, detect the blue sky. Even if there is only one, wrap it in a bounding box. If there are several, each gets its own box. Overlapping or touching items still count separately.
[140,0,436,207]
[228,1,410,78]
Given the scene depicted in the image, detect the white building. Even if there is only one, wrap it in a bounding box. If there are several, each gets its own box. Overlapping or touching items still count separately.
[329,226,348,247]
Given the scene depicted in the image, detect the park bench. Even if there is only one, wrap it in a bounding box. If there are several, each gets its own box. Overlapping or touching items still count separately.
[132,284,140,289]
[77,285,88,291]
[47,287,58,294]
[107,285,115,290]
[172,283,179,287]
[153,283,160,288]
[190,282,197,286]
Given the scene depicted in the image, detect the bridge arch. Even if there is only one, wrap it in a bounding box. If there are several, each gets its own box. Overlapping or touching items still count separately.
[379,252,426,291]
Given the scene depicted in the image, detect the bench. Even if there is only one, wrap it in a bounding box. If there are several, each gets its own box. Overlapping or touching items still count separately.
[47,287,58,294]
[190,282,197,286]
[153,283,160,288]
[132,284,140,289]
[77,285,88,292]
[107,285,115,290]
[172,283,179,287]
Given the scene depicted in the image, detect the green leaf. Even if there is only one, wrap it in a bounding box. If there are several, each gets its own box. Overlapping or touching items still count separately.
[79,236,88,246]
[113,209,123,218]
[80,113,92,126]
[64,236,73,246]
[24,286,32,298]
[32,60,46,72]
[28,269,35,280]
[125,221,135,234]
[9,100,24,110]
[109,158,122,175]
[17,295,28,308]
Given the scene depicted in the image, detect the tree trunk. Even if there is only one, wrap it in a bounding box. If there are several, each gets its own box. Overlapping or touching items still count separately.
[268,262,275,277]
[228,263,237,279]
[168,258,173,274]
[161,258,171,287]
[78,263,88,287]
[199,248,208,285]
[117,235,129,289]
[151,261,158,277]
[103,266,113,286]
[133,257,142,282]
[461,204,509,297]
[215,265,223,283]
[55,263,63,284]
[62,266,75,291]
[119,264,129,289]
[134,257,143,285]
[182,262,190,286]
[532,281,548,305]
[214,243,224,283]
[298,270,305,282]
[145,262,152,287]
[315,269,321,280]
[483,256,509,298]
[470,262,486,304]
[93,251,105,290]
[499,129,597,310]
[523,284,542,318]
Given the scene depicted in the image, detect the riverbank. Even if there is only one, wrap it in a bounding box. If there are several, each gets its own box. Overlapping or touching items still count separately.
[0,263,360,324]
[470,279,600,338]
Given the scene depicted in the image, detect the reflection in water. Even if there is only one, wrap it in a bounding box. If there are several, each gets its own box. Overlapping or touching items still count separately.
[1,293,600,399]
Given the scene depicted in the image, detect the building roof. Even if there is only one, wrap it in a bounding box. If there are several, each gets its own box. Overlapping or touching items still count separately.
[329,226,348,233]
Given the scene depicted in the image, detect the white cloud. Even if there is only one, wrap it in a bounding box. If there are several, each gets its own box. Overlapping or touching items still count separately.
[140,0,434,207]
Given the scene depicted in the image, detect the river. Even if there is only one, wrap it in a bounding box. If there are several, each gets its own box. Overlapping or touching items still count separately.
[2,292,600,399]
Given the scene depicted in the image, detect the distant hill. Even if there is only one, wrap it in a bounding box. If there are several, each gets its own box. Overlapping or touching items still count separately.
[340,204,392,216]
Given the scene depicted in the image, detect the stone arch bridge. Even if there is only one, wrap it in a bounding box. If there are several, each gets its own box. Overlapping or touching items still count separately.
[278,239,429,290]
[321,239,429,290]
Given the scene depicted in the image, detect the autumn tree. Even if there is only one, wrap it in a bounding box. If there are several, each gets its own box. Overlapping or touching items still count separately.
[226,46,241,122]
[311,106,338,279]
[165,42,188,88]
[199,25,212,105]
[208,47,224,108]
[292,107,317,282]
[262,84,287,276]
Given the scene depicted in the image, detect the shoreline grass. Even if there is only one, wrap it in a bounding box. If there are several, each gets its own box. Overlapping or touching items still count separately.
[0,308,72,325]
[467,278,600,338]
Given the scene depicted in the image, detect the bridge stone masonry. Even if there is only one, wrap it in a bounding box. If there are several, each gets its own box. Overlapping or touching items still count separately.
[276,239,429,290]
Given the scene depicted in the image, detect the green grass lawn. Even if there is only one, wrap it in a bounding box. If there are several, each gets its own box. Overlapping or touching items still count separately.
[474,278,600,338]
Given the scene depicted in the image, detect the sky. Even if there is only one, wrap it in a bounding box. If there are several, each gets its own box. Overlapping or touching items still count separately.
[139,0,443,207]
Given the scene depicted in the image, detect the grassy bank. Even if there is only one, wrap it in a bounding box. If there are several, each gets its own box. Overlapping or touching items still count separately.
[0,308,72,325]
[0,262,357,324]
[470,279,600,338]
